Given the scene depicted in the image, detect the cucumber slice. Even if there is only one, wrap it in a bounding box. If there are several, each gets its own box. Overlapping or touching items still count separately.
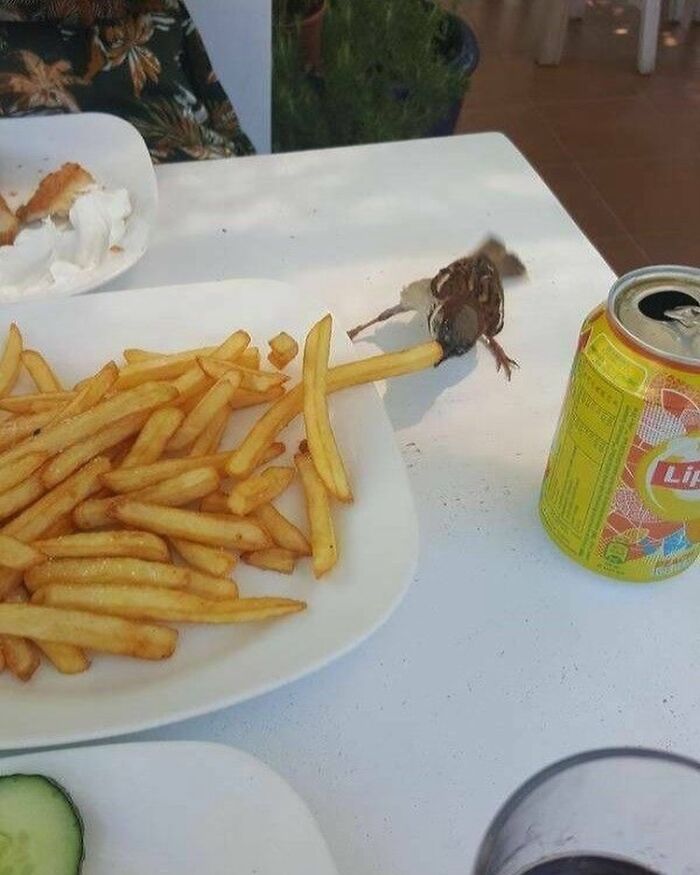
[0,774,84,875]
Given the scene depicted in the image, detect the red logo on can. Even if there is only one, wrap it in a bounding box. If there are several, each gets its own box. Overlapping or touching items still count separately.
[650,460,700,491]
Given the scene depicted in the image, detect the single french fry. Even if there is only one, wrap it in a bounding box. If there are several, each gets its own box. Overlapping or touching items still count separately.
[113,356,202,391]
[199,492,229,514]
[1,634,40,681]
[73,496,115,530]
[34,530,170,562]
[170,538,237,578]
[39,514,75,540]
[0,475,45,522]
[0,391,75,414]
[268,331,299,369]
[111,500,272,551]
[0,534,45,570]
[0,603,177,659]
[102,452,230,493]
[123,345,217,363]
[41,411,149,489]
[0,409,57,452]
[239,347,260,369]
[130,467,221,507]
[188,406,229,457]
[295,447,337,578]
[36,641,90,674]
[303,314,352,502]
[227,341,442,477]
[254,503,310,555]
[167,376,241,452]
[121,407,184,468]
[0,324,23,398]
[21,349,62,392]
[229,385,285,410]
[198,358,288,392]
[26,556,238,599]
[227,466,295,516]
[36,584,304,624]
[61,362,119,423]
[243,547,296,574]
[0,381,178,469]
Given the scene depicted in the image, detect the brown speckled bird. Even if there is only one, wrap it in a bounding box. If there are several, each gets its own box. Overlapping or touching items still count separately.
[348,237,526,379]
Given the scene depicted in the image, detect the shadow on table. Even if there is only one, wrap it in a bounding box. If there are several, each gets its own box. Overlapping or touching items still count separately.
[353,312,478,431]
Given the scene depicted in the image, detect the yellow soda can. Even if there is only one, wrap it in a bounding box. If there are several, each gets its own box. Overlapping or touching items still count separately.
[540,266,700,582]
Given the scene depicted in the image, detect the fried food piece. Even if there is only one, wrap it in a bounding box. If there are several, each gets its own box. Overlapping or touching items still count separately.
[17,162,94,224]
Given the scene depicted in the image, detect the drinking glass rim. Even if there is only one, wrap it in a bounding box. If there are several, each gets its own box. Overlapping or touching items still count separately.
[473,747,700,874]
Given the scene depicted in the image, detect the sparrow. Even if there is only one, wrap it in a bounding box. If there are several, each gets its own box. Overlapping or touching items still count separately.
[348,237,526,379]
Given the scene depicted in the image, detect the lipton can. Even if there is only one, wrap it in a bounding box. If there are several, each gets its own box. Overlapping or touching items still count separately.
[540,266,700,581]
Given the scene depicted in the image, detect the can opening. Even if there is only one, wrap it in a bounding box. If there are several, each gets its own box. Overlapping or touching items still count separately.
[638,290,699,321]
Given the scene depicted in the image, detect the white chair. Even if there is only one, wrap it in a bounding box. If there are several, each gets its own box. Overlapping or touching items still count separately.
[536,0,680,75]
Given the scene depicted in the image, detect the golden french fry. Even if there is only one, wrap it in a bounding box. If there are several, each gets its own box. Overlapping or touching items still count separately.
[268,331,298,369]
[0,381,178,469]
[188,406,229,457]
[36,641,90,675]
[170,538,237,578]
[21,349,62,392]
[229,386,285,410]
[61,362,119,422]
[199,492,229,514]
[243,547,296,574]
[41,411,149,489]
[171,331,250,403]
[227,466,295,516]
[25,556,237,599]
[1,634,40,681]
[167,376,241,452]
[227,341,442,477]
[130,466,221,507]
[37,514,75,540]
[239,347,260,369]
[36,584,304,624]
[198,358,288,392]
[254,503,310,555]
[303,314,352,502]
[114,355,201,391]
[171,362,212,403]
[0,474,45,522]
[0,534,45,570]
[0,391,75,414]
[102,452,230,493]
[111,500,272,551]
[295,447,337,578]
[214,330,251,361]
[34,530,170,562]
[0,409,57,452]
[121,407,184,468]
[0,603,177,660]
[0,324,23,398]
[123,345,217,363]
[0,451,48,495]
[72,496,115,530]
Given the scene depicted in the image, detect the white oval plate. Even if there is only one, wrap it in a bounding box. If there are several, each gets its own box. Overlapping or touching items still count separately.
[0,741,339,875]
[0,278,418,749]
[0,113,157,302]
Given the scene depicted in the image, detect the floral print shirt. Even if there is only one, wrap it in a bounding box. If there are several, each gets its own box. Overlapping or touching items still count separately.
[0,0,255,162]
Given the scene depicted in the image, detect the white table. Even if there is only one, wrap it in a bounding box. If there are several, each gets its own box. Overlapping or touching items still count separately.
[107,134,699,875]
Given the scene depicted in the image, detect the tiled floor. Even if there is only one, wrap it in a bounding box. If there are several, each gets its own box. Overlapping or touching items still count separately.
[454,0,700,274]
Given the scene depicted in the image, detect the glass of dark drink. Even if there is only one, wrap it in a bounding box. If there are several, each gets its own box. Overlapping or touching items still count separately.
[473,748,700,875]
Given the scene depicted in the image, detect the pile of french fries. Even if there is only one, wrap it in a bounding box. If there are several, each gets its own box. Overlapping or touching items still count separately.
[0,316,442,682]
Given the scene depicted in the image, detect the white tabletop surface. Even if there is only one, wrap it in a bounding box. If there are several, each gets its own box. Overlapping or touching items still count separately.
[94,134,698,872]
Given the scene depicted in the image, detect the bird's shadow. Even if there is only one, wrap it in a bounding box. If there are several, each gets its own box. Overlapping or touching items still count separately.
[351,312,478,431]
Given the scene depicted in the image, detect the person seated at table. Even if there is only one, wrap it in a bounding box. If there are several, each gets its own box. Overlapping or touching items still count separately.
[0,1,254,163]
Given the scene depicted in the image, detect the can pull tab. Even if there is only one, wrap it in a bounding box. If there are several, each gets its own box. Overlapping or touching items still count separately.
[664,305,700,333]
